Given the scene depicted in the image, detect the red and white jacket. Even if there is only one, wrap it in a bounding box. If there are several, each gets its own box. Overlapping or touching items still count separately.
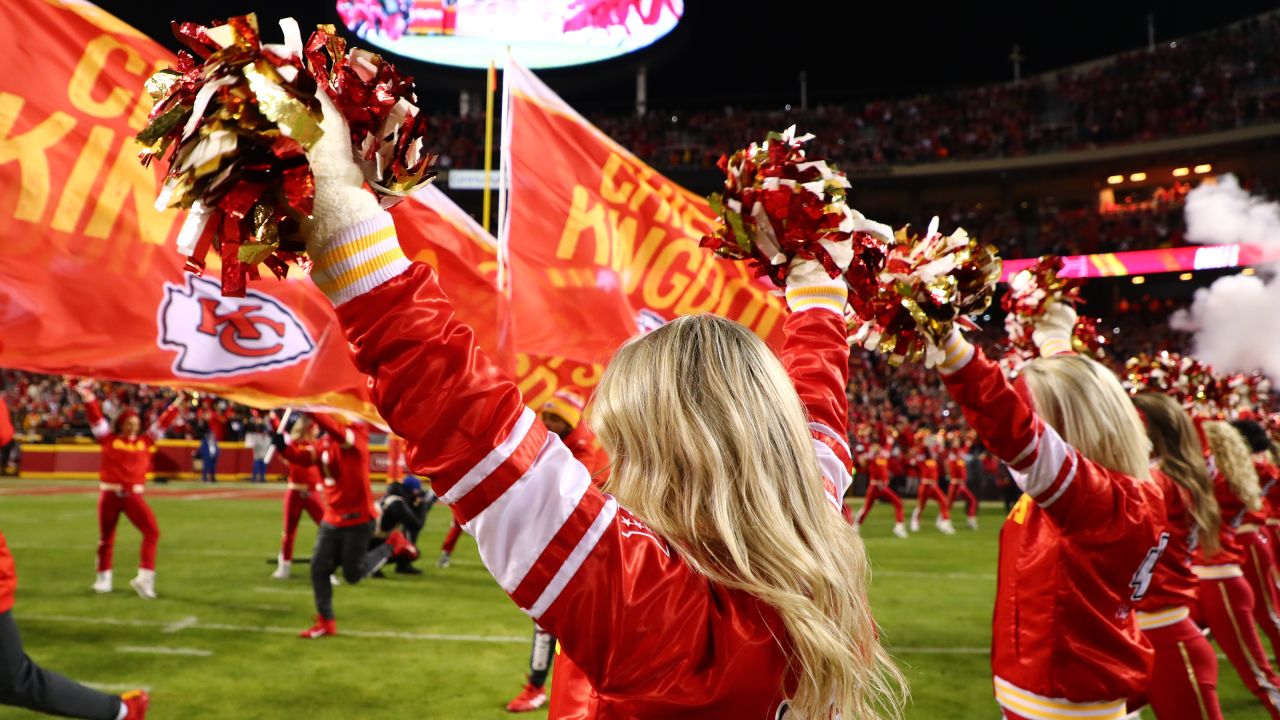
[319,214,857,718]
[281,416,375,527]
[937,336,1164,720]
[0,531,15,614]
[1134,469,1198,630]
[85,399,179,494]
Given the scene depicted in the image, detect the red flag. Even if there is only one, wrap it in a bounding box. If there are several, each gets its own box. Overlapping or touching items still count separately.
[500,59,787,366]
[0,1,377,420]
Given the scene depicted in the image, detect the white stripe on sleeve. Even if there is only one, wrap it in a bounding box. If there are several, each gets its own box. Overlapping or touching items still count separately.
[440,408,538,505]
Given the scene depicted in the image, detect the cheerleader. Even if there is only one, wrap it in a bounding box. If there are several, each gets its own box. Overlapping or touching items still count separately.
[944,439,979,530]
[1131,393,1224,720]
[853,444,908,538]
[934,304,1165,720]
[272,415,325,580]
[1233,419,1280,662]
[291,102,905,717]
[909,447,955,534]
[1192,421,1280,717]
[76,384,180,600]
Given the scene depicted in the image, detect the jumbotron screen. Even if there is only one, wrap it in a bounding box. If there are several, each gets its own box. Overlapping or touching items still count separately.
[336,0,684,69]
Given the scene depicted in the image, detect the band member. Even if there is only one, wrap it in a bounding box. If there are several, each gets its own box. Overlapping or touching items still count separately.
[76,384,180,599]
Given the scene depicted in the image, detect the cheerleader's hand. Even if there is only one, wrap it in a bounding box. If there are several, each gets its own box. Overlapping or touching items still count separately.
[1031,302,1077,357]
[299,89,382,253]
[784,257,848,315]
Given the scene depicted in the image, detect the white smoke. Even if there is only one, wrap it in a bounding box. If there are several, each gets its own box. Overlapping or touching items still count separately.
[1184,173,1280,246]
[1174,174,1280,382]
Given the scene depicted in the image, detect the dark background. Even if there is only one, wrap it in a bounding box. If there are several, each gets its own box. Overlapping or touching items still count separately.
[100,1,1280,113]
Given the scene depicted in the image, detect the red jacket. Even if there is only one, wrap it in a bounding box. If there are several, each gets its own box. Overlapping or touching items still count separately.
[1135,469,1198,616]
[868,454,890,485]
[918,457,939,484]
[0,531,14,614]
[86,399,178,493]
[0,397,13,447]
[946,456,967,483]
[940,345,1163,713]
[285,438,324,491]
[313,416,375,527]
[1192,471,1248,569]
[332,231,857,718]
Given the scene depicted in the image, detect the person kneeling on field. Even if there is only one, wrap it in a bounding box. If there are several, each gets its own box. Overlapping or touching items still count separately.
[369,476,431,576]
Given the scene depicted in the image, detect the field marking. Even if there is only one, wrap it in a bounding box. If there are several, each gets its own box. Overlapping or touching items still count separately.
[874,570,997,581]
[22,613,526,645]
[890,647,989,654]
[8,542,264,559]
[117,645,213,657]
[85,682,152,693]
[251,585,312,595]
[164,616,199,633]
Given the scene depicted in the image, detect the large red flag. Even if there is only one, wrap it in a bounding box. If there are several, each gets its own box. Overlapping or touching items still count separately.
[499,59,787,366]
[0,1,377,420]
[398,187,603,408]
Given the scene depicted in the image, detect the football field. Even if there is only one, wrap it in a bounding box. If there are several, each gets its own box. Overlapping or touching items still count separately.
[0,480,1266,719]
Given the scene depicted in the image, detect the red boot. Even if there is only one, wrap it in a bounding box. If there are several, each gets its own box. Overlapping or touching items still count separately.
[120,689,149,719]
[505,682,547,712]
[386,530,420,561]
[299,615,337,639]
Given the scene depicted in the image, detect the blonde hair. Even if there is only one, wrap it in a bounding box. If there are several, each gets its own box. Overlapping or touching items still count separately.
[589,314,906,720]
[1022,355,1152,482]
[1203,420,1262,511]
[1132,393,1220,555]
[289,415,314,442]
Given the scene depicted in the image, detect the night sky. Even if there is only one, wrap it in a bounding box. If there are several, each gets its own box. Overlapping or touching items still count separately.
[99,0,1279,112]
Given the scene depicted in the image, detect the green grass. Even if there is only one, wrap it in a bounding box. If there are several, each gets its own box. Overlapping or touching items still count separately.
[0,480,1267,719]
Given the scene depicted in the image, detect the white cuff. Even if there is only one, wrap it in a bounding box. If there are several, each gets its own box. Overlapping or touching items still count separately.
[785,281,848,315]
[309,212,411,306]
[936,330,975,375]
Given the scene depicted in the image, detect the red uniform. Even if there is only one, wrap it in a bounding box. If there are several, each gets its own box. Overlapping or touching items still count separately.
[1136,470,1223,720]
[1242,461,1280,667]
[312,416,376,528]
[0,397,13,448]
[1193,469,1280,717]
[945,454,979,520]
[939,343,1165,719]
[86,399,177,573]
[386,435,407,483]
[0,531,15,614]
[329,220,859,719]
[911,456,951,527]
[280,438,325,563]
[855,453,905,525]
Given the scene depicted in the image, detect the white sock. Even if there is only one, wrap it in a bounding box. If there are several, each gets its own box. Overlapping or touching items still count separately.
[117,702,128,719]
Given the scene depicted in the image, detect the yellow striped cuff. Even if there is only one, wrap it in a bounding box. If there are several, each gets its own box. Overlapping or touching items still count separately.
[937,330,975,375]
[1136,605,1191,630]
[785,282,848,315]
[310,212,410,306]
[1039,337,1074,357]
[993,677,1126,720]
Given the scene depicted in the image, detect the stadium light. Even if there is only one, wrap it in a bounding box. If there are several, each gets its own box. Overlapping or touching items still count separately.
[1107,175,1124,185]
[1172,167,1190,177]
[1131,276,1146,285]
[1129,172,1147,182]
[1179,272,1193,281]
[1194,164,1212,174]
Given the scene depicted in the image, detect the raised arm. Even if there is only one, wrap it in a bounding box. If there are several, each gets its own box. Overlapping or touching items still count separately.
[935,332,1144,537]
[146,397,182,442]
[311,414,355,449]
[780,278,855,506]
[74,384,108,441]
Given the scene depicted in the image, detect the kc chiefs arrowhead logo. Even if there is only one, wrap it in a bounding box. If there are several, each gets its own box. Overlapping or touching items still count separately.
[157,276,316,378]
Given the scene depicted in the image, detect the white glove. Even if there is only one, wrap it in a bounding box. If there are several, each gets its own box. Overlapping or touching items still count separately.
[785,258,848,315]
[1031,302,1077,357]
[299,90,382,252]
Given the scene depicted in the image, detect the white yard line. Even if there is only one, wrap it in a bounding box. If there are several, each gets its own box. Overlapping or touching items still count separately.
[84,682,152,693]
[117,645,213,657]
[874,570,997,581]
[7,542,264,558]
[21,613,526,644]
[163,616,199,633]
[889,647,989,654]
